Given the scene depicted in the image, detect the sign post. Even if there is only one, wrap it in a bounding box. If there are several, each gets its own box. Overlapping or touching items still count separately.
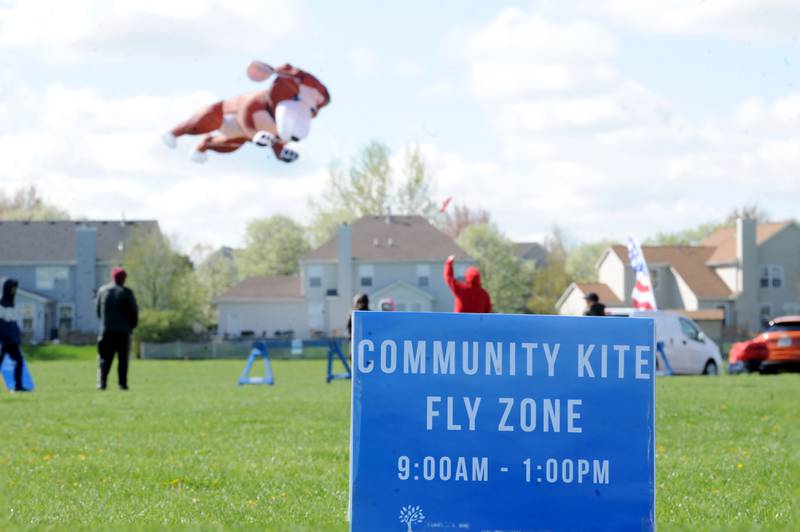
[349,312,655,531]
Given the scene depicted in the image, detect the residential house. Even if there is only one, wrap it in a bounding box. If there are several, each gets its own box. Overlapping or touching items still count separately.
[514,242,547,268]
[0,220,159,342]
[556,218,800,340]
[215,214,473,338]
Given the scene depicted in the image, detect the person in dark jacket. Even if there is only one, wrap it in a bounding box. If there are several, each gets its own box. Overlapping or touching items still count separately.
[346,293,369,338]
[0,279,27,392]
[444,255,492,313]
[96,267,138,390]
[583,292,607,317]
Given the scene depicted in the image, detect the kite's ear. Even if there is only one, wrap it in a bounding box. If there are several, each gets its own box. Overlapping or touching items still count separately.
[247,60,274,82]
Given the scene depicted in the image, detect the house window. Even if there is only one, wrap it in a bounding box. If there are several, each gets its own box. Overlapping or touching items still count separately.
[359,265,374,287]
[58,304,74,330]
[760,265,784,289]
[454,264,468,281]
[308,265,322,288]
[417,264,430,287]
[20,304,34,332]
[36,266,69,290]
[759,304,773,329]
[770,266,784,288]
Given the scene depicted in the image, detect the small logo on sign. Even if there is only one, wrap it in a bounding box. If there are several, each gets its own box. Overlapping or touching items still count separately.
[399,505,425,531]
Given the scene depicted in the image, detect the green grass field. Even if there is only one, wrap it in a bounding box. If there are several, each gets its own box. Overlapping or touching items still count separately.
[1,350,798,531]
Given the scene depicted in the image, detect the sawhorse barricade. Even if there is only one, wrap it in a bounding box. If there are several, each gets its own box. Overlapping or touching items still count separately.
[236,338,350,386]
[238,341,275,385]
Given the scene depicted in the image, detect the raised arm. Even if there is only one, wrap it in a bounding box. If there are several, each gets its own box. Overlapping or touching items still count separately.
[443,255,466,296]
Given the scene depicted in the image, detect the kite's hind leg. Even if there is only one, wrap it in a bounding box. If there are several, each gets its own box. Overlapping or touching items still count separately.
[163,102,224,148]
[191,135,247,163]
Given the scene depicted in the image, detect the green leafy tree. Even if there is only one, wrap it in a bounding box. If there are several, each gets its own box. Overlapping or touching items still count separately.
[308,141,438,245]
[528,228,574,315]
[123,228,207,341]
[457,224,533,314]
[0,185,70,220]
[396,146,437,219]
[645,222,726,246]
[194,246,238,299]
[566,240,614,283]
[236,215,309,278]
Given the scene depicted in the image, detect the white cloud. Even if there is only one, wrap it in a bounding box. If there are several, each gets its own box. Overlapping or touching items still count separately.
[555,0,800,41]
[0,0,306,62]
[444,7,800,242]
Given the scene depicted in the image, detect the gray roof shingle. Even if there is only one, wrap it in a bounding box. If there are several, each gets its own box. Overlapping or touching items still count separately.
[0,220,159,262]
[304,215,471,262]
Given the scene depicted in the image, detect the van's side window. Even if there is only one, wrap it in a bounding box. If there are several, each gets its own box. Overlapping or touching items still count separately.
[679,318,702,342]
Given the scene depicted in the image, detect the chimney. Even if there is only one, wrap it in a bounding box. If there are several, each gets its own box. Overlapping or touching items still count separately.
[75,225,98,333]
[385,205,392,225]
[736,217,758,333]
[336,222,353,303]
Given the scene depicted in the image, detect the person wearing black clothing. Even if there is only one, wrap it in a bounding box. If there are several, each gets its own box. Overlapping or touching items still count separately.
[96,267,139,390]
[0,279,27,392]
[346,293,369,338]
[583,292,607,317]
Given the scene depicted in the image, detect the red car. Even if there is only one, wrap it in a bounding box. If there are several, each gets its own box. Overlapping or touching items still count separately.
[728,339,768,373]
[729,316,800,374]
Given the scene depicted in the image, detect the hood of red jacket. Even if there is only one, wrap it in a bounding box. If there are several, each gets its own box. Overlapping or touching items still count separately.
[465,266,482,287]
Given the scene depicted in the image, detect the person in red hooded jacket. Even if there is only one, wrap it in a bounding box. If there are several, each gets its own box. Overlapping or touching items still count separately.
[443,255,492,313]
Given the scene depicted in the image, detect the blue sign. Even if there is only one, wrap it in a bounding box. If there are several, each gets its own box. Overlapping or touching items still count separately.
[350,312,655,532]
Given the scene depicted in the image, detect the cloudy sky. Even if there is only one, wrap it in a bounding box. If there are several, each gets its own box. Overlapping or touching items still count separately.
[1,0,799,249]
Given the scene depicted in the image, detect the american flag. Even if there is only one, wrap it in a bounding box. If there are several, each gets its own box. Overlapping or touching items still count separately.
[626,235,657,311]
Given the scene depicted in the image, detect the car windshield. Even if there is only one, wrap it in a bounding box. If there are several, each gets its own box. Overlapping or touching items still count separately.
[767,322,800,332]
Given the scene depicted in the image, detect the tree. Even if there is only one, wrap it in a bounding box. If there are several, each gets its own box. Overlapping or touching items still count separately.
[726,203,768,222]
[645,221,725,246]
[399,505,425,532]
[396,146,436,219]
[123,227,207,340]
[0,185,70,220]
[236,215,309,278]
[194,246,238,298]
[439,204,492,240]
[566,240,614,283]
[308,141,438,245]
[457,224,533,314]
[528,227,574,315]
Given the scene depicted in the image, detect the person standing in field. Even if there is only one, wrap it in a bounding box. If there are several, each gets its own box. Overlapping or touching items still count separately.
[347,293,370,339]
[583,292,607,316]
[443,255,492,313]
[96,268,139,390]
[0,279,28,392]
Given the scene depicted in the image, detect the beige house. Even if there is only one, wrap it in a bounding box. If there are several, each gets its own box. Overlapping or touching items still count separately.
[556,218,800,340]
[215,215,473,338]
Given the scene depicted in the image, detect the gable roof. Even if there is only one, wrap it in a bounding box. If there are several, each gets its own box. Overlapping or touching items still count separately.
[215,275,302,302]
[610,245,732,299]
[370,280,436,301]
[0,220,159,263]
[515,242,547,264]
[304,215,471,262]
[701,221,793,263]
[574,282,624,306]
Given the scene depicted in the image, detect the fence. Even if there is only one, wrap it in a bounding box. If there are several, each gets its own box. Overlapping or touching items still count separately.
[140,339,349,360]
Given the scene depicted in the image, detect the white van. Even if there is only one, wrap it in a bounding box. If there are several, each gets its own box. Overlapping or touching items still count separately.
[607,309,723,375]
